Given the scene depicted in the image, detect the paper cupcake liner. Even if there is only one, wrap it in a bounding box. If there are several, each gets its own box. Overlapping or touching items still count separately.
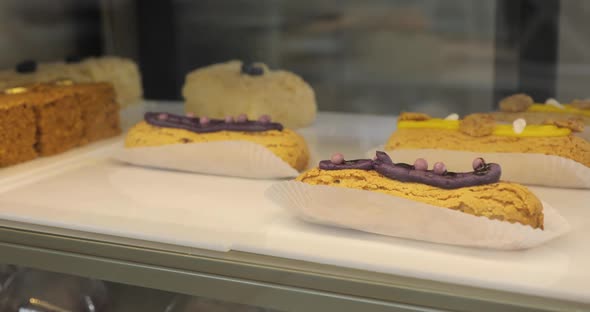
[266,181,570,250]
[366,146,590,189]
[112,141,300,179]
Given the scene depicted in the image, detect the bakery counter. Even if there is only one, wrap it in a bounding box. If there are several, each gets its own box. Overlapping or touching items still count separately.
[0,102,588,312]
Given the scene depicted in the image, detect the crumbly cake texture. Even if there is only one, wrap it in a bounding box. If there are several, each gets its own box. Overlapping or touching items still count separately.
[125,121,310,171]
[495,93,590,125]
[0,56,142,107]
[66,83,121,144]
[0,82,121,167]
[498,93,533,112]
[182,61,317,129]
[572,99,590,110]
[297,168,544,229]
[543,118,585,132]
[0,97,37,166]
[1,89,85,156]
[386,128,590,167]
[492,111,590,125]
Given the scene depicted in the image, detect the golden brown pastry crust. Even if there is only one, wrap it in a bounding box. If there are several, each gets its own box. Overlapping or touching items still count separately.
[0,97,37,166]
[66,83,121,144]
[459,113,495,137]
[297,168,544,229]
[498,94,534,112]
[386,128,590,168]
[1,82,121,156]
[125,121,309,171]
[0,82,121,167]
[399,112,431,121]
[493,111,590,126]
[543,118,584,132]
[571,99,590,110]
[1,86,84,156]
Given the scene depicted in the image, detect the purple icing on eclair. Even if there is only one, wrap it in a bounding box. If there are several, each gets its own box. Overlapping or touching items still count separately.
[319,159,374,170]
[319,151,501,189]
[145,112,283,133]
[373,157,501,189]
[374,151,394,165]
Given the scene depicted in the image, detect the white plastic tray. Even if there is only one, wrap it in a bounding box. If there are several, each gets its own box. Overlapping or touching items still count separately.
[0,102,589,303]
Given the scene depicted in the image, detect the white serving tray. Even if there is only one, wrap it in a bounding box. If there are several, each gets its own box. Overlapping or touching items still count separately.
[0,102,589,303]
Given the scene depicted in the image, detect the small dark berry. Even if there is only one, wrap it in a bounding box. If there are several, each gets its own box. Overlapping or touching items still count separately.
[241,62,264,76]
[16,60,37,73]
[65,55,82,63]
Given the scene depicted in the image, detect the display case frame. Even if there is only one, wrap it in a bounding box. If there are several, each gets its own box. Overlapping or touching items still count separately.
[0,221,586,312]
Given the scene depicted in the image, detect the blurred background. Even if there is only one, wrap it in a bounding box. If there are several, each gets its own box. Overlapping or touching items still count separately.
[1,0,588,117]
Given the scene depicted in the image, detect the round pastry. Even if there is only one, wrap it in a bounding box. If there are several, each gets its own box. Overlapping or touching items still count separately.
[125,112,310,171]
[182,60,317,129]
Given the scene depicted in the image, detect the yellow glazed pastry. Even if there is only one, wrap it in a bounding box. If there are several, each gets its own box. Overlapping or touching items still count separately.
[125,113,309,172]
[493,93,590,125]
[386,113,590,168]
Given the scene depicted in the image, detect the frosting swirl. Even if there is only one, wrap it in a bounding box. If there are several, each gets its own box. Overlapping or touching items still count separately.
[319,151,501,189]
[145,112,283,133]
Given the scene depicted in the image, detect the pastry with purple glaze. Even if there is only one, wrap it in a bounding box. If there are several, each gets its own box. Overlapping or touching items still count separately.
[296,151,544,229]
[125,112,309,171]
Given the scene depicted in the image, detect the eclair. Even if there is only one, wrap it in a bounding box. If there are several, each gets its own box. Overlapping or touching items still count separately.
[385,112,590,168]
[297,151,544,229]
[125,112,309,171]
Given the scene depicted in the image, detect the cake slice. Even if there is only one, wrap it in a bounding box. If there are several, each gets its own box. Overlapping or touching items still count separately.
[1,86,84,156]
[60,82,121,144]
[0,81,122,167]
[36,81,121,144]
[0,56,142,108]
[0,96,37,166]
[24,81,121,145]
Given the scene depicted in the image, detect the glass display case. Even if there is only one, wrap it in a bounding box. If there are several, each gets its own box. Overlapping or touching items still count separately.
[0,1,589,311]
